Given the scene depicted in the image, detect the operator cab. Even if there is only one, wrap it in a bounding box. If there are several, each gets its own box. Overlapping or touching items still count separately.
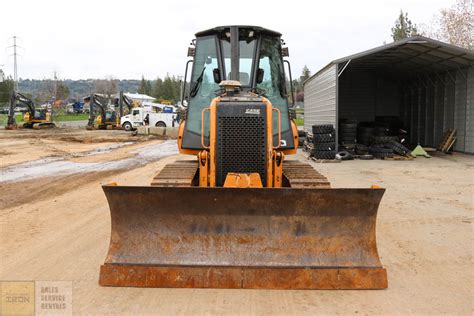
[33,109,47,120]
[182,25,294,150]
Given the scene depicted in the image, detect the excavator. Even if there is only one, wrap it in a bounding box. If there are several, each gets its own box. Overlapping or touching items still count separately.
[115,91,134,117]
[86,93,119,130]
[6,91,55,129]
[99,26,387,289]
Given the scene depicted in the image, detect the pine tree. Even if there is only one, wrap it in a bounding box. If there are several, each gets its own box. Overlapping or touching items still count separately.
[138,75,152,95]
[161,75,176,102]
[153,77,163,100]
[300,65,311,83]
[391,10,418,41]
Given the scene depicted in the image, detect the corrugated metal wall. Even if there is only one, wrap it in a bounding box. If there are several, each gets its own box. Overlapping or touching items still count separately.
[399,68,473,152]
[338,70,375,122]
[454,69,468,151]
[338,70,400,122]
[465,68,474,153]
[433,79,446,145]
[303,64,337,132]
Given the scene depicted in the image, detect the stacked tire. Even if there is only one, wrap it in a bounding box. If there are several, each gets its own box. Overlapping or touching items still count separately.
[339,121,357,145]
[374,123,390,137]
[368,135,411,158]
[311,124,336,160]
[368,146,395,159]
[357,123,375,146]
[298,130,306,147]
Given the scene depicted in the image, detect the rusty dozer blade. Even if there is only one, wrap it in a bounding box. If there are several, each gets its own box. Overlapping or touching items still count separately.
[99,186,387,289]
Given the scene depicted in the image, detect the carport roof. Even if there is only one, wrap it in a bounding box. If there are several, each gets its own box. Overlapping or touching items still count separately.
[307,36,474,83]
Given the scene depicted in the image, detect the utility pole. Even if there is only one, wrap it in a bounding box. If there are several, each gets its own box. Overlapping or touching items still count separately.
[12,36,18,91]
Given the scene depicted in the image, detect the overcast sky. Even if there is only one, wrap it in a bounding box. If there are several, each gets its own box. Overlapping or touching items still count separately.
[0,0,455,80]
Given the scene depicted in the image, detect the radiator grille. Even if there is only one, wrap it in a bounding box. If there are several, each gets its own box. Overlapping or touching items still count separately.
[215,104,267,187]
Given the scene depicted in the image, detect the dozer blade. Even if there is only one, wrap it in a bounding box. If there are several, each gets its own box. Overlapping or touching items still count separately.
[99,186,387,289]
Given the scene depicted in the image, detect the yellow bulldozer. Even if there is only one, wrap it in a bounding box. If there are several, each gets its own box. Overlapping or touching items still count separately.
[99,26,387,289]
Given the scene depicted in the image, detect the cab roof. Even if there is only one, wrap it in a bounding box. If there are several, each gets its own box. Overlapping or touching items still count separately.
[195,25,281,37]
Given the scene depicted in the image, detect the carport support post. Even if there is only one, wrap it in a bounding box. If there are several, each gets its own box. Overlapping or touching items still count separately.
[417,83,422,145]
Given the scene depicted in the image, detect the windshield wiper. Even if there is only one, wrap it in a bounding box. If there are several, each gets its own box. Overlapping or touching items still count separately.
[190,67,206,97]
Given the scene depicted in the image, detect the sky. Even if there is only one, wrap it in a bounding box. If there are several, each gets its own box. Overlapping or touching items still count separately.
[0,0,456,81]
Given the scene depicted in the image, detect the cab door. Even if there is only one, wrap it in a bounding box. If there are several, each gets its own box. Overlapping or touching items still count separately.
[131,109,141,126]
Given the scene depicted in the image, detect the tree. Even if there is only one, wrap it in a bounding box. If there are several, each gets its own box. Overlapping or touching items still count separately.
[296,90,305,103]
[285,66,311,104]
[0,74,14,106]
[421,0,473,49]
[153,77,164,100]
[153,75,181,103]
[36,79,56,103]
[160,75,177,102]
[56,82,70,100]
[391,10,418,41]
[138,75,152,95]
[95,77,118,100]
[293,65,311,101]
[300,65,311,83]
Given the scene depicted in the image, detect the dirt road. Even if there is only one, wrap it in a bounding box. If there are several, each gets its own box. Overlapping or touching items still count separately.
[1,129,472,314]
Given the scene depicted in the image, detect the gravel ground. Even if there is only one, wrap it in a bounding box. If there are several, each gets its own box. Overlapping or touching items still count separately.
[0,129,472,315]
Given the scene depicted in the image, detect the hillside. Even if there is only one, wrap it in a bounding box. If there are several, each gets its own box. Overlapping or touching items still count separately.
[18,79,143,100]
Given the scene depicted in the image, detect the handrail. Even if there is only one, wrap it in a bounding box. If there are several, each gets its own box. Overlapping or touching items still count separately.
[201,107,210,149]
[272,108,281,149]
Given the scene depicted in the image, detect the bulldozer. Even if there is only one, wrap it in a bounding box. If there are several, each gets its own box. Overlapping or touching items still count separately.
[99,26,388,289]
[6,91,55,129]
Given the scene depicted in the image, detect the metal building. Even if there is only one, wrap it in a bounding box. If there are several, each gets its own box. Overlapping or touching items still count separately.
[304,36,474,153]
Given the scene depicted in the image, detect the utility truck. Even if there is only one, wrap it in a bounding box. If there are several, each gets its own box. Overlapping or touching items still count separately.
[120,107,177,131]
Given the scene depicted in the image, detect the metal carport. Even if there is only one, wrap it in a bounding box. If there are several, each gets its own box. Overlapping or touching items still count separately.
[304,36,474,153]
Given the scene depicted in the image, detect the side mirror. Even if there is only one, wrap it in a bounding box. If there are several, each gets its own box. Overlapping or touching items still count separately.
[213,68,221,84]
[256,68,264,84]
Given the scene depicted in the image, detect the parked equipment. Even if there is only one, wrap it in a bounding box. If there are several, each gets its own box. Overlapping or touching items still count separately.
[86,94,118,130]
[72,101,84,114]
[115,91,134,117]
[6,91,55,129]
[99,26,387,289]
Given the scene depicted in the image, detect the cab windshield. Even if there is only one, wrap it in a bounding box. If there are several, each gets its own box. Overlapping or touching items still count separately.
[185,35,220,135]
[184,28,291,148]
